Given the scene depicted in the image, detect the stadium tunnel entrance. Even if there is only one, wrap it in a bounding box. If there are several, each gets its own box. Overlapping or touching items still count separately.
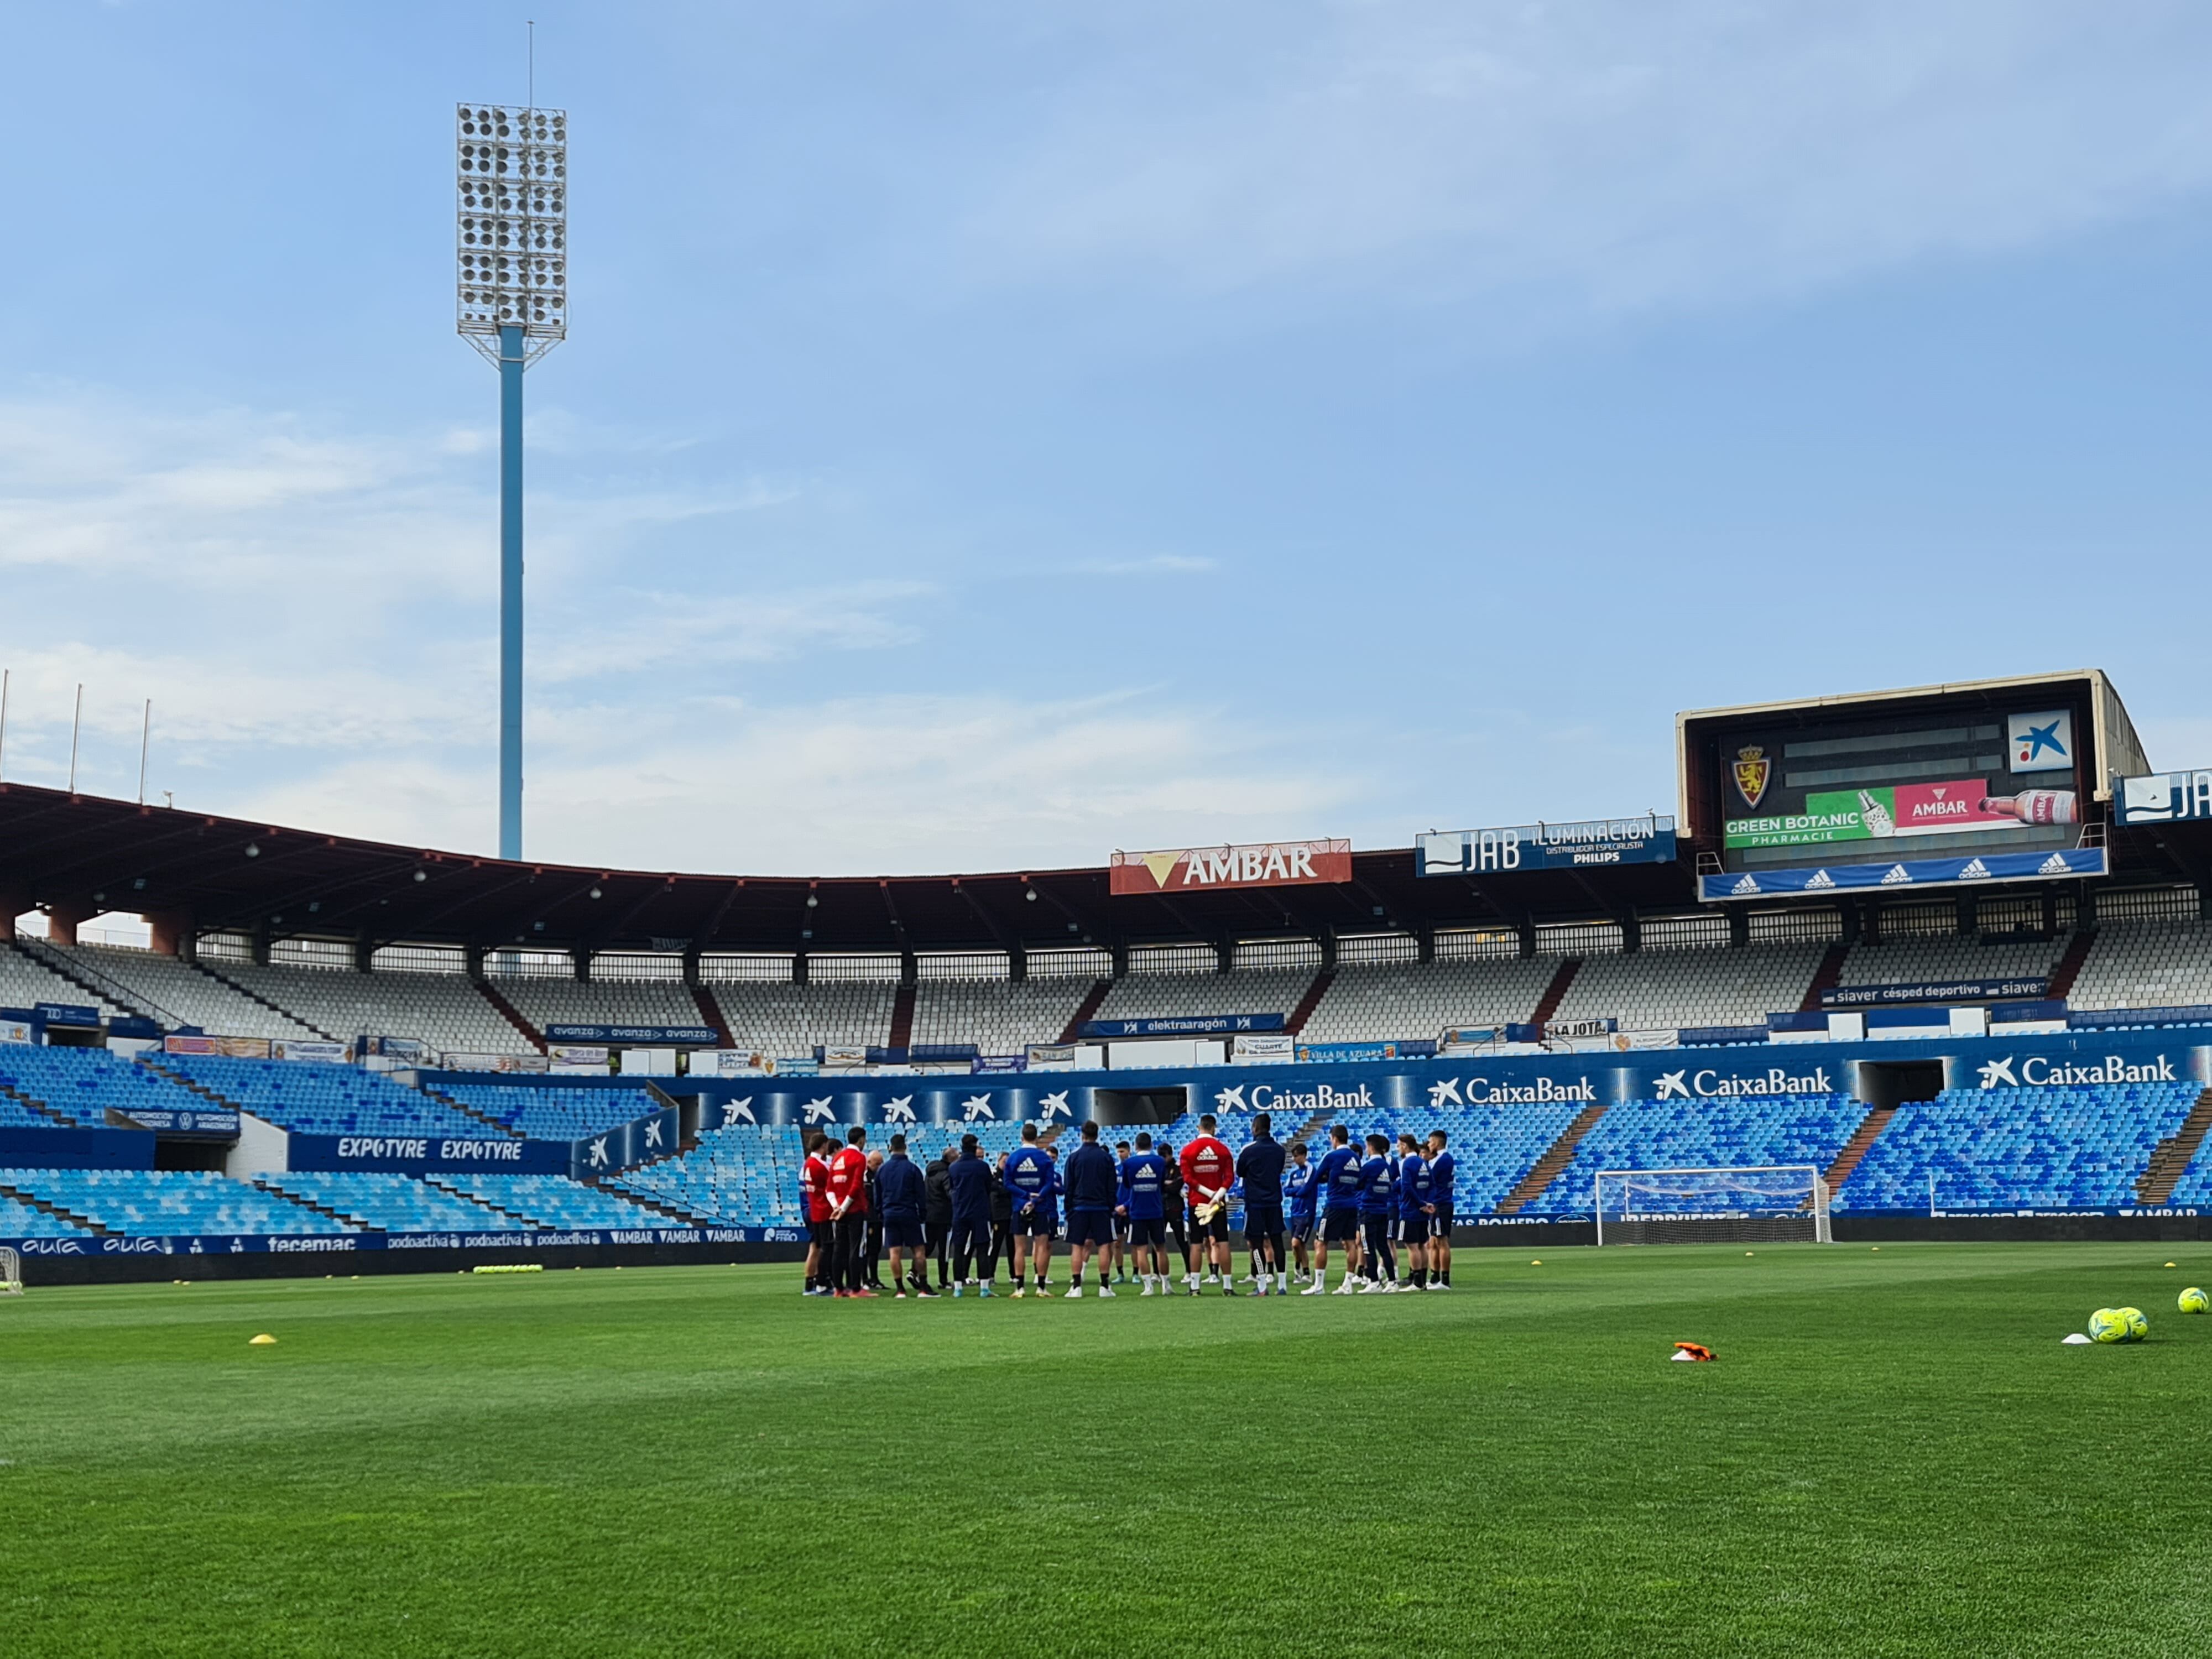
[1855,1060,1945,1110]
[1089,1087,1189,1126]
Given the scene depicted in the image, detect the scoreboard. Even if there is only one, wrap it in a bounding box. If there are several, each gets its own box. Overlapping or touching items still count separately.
[1676,672,2147,900]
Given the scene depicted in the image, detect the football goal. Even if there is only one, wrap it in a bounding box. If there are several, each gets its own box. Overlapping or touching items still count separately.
[0,1246,20,1294]
[1594,1166,1832,1246]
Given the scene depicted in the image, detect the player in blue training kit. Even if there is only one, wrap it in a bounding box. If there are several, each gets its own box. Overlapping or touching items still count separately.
[1357,1133,1401,1293]
[1001,1122,1059,1298]
[1110,1140,1134,1284]
[1060,1120,1122,1296]
[1395,1132,1433,1291]
[1425,1129,1455,1288]
[1284,1140,1317,1285]
[1303,1125,1368,1295]
[1117,1132,1173,1294]
[1235,1112,1290,1295]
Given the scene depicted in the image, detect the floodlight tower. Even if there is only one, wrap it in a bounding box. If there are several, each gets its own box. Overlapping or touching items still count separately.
[456,102,567,861]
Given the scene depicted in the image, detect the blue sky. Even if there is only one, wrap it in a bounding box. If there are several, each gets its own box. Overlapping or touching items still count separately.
[1,1,2208,877]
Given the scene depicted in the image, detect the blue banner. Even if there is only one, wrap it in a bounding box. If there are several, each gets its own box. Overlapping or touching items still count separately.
[1417,816,1677,875]
[1081,1014,1286,1039]
[2115,768,2212,825]
[971,1055,1027,1073]
[0,1125,154,1167]
[284,1134,572,1175]
[3,1223,810,1259]
[35,1001,102,1028]
[1823,978,2048,1009]
[544,1024,719,1045]
[105,1106,241,1138]
[570,1107,681,1178]
[1702,846,2106,900]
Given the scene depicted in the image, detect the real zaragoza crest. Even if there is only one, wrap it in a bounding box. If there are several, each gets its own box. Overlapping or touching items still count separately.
[1733,744,1771,808]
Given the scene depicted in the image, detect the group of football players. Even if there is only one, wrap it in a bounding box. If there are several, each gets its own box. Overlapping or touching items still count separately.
[797,1111,1455,1300]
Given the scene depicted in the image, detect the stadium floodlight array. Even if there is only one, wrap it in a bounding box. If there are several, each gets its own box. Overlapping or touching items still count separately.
[1593,1165,1832,1247]
[456,102,567,863]
[456,103,567,362]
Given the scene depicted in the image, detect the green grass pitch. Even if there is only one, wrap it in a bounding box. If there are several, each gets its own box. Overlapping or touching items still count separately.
[3,1243,2209,1657]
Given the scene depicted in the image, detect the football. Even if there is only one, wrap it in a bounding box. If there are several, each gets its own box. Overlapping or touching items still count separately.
[2178,1287,2209,1315]
[2086,1308,2129,1343]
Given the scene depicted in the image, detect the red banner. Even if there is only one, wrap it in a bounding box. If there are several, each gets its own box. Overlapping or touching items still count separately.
[1110,839,1352,895]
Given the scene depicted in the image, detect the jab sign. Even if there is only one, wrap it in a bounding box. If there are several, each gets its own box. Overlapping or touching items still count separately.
[1109,839,1351,896]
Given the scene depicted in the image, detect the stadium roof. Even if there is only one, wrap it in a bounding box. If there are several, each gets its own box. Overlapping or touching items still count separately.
[0,782,1700,959]
[1,782,2203,962]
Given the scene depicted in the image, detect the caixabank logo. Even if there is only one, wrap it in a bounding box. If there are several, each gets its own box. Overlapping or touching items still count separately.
[1975,1053,2178,1088]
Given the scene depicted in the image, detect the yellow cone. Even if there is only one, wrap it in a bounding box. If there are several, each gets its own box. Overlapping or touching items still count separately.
[248,1333,276,1346]
[1531,1259,1542,1266]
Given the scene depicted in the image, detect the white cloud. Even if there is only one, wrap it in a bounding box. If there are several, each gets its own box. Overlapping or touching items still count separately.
[967,2,2212,317]
[237,689,1361,874]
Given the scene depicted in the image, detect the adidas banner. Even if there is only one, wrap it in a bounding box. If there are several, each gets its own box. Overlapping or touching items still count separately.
[1700,846,2106,901]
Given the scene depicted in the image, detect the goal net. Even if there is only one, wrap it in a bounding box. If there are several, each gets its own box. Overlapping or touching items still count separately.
[1594,1166,1831,1246]
[0,1246,20,1294]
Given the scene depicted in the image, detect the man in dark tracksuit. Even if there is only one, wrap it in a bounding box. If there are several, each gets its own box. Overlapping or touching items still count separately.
[1060,1121,1123,1297]
[1235,1112,1289,1297]
[874,1135,933,1297]
[924,1149,955,1291]
[945,1135,997,1297]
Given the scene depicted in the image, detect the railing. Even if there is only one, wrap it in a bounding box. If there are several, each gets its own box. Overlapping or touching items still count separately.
[10,931,186,1029]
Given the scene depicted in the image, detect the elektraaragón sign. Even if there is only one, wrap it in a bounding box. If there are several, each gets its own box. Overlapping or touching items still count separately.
[1416,816,1675,876]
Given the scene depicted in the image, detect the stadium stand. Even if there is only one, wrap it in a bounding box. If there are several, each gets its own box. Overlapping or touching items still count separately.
[1837,1083,2205,1212]
[215,960,537,1056]
[1547,941,1832,1033]
[158,1054,502,1139]
[426,1173,670,1229]
[255,1171,523,1233]
[0,1168,353,1235]
[494,972,706,1037]
[908,975,1097,1054]
[0,1045,213,1128]
[1521,1094,1866,1217]
[434,1082,666,1140]
[1833,929,2064,992]
[2066,919,2212,1013]
[705,979,898,1056]
[0,1190,98,1236]
[57,944,325,1040]
[607,1123,805,1225]
[1297,956,1559,1042]
[0,938,130,1020]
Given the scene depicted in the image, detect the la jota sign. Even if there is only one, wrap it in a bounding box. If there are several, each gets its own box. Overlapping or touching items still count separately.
[1109,838,1352,896]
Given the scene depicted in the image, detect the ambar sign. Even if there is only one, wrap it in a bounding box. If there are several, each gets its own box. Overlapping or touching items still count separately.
[1110,839,1352,895]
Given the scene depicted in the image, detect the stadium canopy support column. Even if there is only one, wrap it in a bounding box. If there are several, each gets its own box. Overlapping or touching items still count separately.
[499,321,525,863]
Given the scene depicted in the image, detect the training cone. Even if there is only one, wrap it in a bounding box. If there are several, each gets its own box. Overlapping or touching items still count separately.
[2060,1332,2094,1345]
[248,1333,276,1346]
[1672,1343,1715,1362]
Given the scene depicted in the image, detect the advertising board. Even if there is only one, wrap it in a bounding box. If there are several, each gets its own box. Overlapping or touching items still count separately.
[544,1023,718,1046]
[2115,768,2212,825]
[164,1034,273,1060]
[1109,839,1350,896]
[1701,845,2107,900]
[1709,706,2082,869]
[1416,817,1675,876]
[1081,1014,1286,1039]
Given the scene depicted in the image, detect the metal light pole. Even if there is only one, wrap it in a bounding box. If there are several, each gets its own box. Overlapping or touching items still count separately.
[457,101,567,861]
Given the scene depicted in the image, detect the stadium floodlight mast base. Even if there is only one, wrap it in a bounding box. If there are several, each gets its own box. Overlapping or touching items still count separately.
[1593,1166,1832,1246]
[456,100,567,861]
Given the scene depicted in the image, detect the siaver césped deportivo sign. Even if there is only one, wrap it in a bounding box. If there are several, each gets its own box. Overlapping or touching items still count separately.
[1109,839,1351,895]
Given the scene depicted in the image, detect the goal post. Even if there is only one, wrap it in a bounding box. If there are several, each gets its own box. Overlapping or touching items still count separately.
[1594,1165,1831,1246]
